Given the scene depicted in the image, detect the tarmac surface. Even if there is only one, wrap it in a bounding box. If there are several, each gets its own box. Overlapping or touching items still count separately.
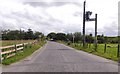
[2,41,118,72]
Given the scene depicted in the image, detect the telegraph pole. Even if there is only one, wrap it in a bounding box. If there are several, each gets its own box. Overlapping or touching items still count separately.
[73,34,75,45]
[83,1,86,47]
[82,1,98,50]
[95,14,97,51]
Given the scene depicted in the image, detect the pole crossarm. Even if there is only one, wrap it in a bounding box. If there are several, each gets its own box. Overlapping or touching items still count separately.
[86,18,95,21]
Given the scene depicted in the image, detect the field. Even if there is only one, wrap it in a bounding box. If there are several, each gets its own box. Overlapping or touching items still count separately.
[1,40,35,46]
[60,41,119,61]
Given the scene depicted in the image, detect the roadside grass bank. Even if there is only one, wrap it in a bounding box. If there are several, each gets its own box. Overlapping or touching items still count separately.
[2,40,46,65]
[58,41,119,62]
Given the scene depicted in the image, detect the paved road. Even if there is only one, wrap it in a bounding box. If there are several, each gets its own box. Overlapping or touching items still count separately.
[2,41,118,72]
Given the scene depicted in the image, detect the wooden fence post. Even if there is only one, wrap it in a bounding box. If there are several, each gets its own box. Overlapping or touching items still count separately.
[0,54,1,63]
[15,44,17,54]
[104,43,106,53]
[29,42,32,48]
[23,43,24,50]
[89,43,91,48]
[86,43,88,48]
[117,44,120,57]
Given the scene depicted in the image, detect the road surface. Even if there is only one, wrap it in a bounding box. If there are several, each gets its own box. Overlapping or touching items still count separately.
[2,41,118,72]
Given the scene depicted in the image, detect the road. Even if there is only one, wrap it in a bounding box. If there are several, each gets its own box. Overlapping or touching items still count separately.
[2,41,118,72]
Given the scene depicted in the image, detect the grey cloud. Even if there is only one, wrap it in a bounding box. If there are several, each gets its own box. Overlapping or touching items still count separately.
[1,6,64,32]
[103,22,118,36]
[1,0,117,36]
[6,12,50,25]
[24,2,67,7]
[85,28,94,35]
[24,2,82,7]
[73,12,82,17]
[1,22,19,30]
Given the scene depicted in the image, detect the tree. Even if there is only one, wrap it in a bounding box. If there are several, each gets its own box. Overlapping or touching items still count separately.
[1,29,44,40]
[6,30,20,40]
[74,32,82,43]
[85,34,94,43]
[67,33,73,42]
[47,32,56,40]
[26,29,34,40]
[105,36,118,44]
[55,33,67,41]
[66,32,82,43]
[97,34,105,43]
[34,32,42,39]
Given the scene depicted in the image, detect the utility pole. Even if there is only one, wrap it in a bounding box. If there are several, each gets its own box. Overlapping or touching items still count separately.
[82,1,98,50]
[83,1,86,47]
[95,14,97,51]
[73,34,75,45]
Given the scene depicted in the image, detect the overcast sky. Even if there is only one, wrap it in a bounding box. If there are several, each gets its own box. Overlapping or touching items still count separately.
[0,0,119,36]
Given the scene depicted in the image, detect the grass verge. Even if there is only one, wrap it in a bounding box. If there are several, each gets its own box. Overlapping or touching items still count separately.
[59,41,119,62]
[2,40,46,65]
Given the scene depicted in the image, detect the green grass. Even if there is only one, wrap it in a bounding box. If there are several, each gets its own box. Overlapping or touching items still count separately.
[60,41,119,61]
[2,40,46,65]
[1,40,35,46]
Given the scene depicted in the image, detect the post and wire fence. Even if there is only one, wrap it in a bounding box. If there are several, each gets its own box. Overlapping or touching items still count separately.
[71,42,120,58]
